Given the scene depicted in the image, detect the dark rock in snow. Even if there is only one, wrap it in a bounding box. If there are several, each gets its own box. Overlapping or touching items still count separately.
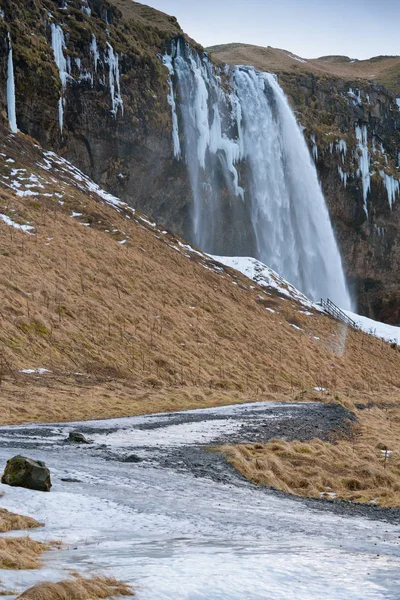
[68,431,92,444]
[121,454,143,463]
[1,455,51,491]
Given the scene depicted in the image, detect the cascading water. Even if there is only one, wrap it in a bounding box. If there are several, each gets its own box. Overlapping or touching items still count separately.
[166,41,352,310]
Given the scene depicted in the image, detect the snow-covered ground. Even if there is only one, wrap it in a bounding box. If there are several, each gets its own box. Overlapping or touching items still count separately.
[212,255,400,345]
[209,255,317,309]
[344,310,400,345]
[1,403,400,600]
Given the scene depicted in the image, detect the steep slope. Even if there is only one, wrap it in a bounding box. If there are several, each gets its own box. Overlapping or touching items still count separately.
[209,43,400,324]
[0,126,399,425]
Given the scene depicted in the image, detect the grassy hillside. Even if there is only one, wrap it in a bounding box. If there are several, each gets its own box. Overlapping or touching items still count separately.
[207,43,400,96]
[0,125,399,427]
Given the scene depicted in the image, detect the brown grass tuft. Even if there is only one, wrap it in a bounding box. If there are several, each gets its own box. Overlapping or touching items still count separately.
[221,401,400,507]
[0,509,42,533]
[17,576,134,600]
[0,537,53,570]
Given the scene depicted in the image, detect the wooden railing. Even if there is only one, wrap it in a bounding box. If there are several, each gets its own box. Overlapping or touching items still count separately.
[320,298,358,329]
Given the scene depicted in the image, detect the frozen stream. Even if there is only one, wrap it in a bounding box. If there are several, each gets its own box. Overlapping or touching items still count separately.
[0,401,399,599]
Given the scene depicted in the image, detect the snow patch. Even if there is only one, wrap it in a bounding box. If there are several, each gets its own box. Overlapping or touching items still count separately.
[343,310,400,345]
[0,213,34,233]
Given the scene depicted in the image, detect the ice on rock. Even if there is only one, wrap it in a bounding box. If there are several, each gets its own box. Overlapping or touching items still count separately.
[162,52,181,159]
[338,166,348,187]
[106,43,123,117]
[348,88,362,105]
[335,139,347,162]
[355,124,371,214]
[81,0,91,15]
[168,41,352,309]
[6,33,18,134]
[51,24,69,132]
[311,134,318,161]
[90,34,99,73]
[379,171,399,209]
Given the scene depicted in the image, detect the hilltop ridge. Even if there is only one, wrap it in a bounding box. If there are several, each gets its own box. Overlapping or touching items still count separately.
[207,43,400,95]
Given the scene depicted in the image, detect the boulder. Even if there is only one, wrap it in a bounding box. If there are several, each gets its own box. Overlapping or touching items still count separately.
[1,456,51,492]
[68,431,91,444]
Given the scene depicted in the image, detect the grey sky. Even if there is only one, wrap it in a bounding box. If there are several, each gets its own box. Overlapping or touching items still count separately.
[142,0,399,60]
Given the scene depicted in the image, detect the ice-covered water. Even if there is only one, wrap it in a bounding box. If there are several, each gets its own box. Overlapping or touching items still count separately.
[1,403,400,599]
[167,41,351,309]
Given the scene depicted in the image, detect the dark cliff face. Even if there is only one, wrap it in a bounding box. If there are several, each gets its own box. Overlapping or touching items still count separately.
[279,72,400,322]
[0,0,192,237]
[1,1,400,323]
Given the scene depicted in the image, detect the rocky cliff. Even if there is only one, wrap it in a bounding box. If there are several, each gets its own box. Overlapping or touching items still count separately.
[0,0,193,236]
[1,3,400,323]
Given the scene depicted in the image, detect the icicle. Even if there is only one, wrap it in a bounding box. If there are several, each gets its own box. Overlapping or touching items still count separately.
[162,53,181,159]
[90,34,99,73]
[355,124,371,215]
[380,171,399,209]
[338,166,348,188]
[310,134,318,161]
[6,33,18,133]
[81,1,91,16]
[106,43,123,117]
[335,139,347,162]
[51,24,69,133]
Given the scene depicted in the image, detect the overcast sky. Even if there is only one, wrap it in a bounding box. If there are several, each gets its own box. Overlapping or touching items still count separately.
[142,0,399,60]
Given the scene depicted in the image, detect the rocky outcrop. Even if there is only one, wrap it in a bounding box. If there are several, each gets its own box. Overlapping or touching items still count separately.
[0,0,192,238]
[2,456,52,491]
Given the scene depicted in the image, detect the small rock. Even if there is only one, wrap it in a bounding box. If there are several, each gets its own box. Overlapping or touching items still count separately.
[1,455,51,492]
[60,477,82,483]
[122,454,143,463]
[68,431,92,444]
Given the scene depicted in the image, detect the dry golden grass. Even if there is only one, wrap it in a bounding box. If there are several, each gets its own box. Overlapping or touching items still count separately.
[17,576,134,600]
[221,396,400,507]
[0,509,42,533]
[208,43,400,95]
[0,126,399,425]
[0,537,53,570]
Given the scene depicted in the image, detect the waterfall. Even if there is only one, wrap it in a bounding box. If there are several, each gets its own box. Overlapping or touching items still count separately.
[166,41,352,310]
[6,33,18,134]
